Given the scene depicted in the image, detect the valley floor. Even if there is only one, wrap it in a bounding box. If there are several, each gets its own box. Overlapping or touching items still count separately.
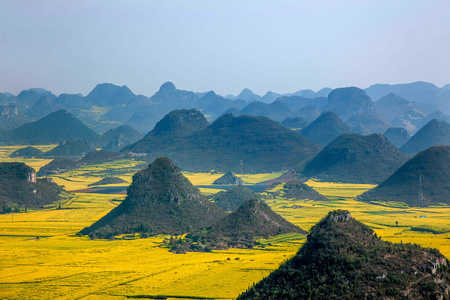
[0,146,449,299]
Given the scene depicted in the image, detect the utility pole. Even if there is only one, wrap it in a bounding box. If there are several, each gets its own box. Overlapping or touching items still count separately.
[419,174,423,206]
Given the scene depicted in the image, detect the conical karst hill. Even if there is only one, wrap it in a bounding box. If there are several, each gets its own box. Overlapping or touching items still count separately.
[170,199,306,252]
[300,111,353,147]
[213,171,244,185]
[282,180,328,201]
[94,124,143,149]
[358,145,450,207]
[322,87,374,120]
[238,210,450,300]
[80,157,226,239]
[383,127,410,148]
[9,146,44,158]
[0,162,63,210]
[178,113,321,173]
[300,133,409,184]
[124,109,209,154]
[212,185,260,211]
[10,109,99,145]
[400,119,450,156]
[126,112,321,173]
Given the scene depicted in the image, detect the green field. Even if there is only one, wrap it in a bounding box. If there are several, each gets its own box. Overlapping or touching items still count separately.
[0,146,449,299]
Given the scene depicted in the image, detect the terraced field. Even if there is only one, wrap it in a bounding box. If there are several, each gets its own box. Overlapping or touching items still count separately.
[0,147,449,299]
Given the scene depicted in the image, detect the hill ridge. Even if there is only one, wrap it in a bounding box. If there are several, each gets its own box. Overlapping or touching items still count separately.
[238,210,450,299]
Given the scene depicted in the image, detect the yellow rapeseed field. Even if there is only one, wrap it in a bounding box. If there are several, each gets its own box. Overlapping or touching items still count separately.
[0,153,449,299]
[0,145,57,171]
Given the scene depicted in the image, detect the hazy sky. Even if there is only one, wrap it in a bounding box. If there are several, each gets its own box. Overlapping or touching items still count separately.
[1,0,449,97]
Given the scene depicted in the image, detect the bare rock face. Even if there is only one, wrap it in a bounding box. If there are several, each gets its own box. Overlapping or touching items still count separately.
[0,162,36,182]
[28,170,37,183]
[327,210,351,223]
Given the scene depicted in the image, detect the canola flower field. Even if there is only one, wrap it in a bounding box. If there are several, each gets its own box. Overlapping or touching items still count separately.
[0,146,449,299]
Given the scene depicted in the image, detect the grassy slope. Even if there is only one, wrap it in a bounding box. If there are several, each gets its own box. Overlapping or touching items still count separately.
[0,154,449,299]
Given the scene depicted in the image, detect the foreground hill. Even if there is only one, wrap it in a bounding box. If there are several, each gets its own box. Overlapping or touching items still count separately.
[80,157,226,239]
[358,145,450,207]
[8,110,99,144]
[400,119,450,156]
[300,111,352,147]
[238,210,450,300]
[301,133,409,184]
[127,112,321,173]
[0,162,63,211]
[170,199,306,252]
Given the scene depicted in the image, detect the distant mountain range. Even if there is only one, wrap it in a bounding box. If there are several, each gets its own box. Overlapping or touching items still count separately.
[1,81,448,138]
[4,103,447,178]
[365,81,450,114]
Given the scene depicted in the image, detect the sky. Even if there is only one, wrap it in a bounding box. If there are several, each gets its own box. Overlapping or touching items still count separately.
[1,0,449,97]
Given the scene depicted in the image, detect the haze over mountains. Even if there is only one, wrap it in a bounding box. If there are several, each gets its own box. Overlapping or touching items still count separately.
[1,81,448,138]
[1,80,449,178]
[2,81,449,297]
